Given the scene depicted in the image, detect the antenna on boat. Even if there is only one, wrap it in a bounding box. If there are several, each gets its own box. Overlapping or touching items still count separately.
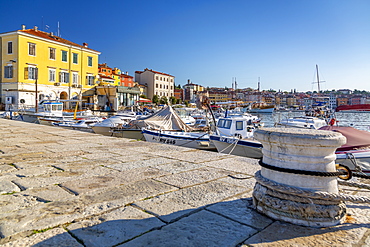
[257,77,260,92]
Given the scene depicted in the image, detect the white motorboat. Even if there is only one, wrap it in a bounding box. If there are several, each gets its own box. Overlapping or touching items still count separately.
[54,117,104,132]
[319,126,370,173]
[91,111,138,136]
[142,129,216,150]
[210,115,263,158]
[277,116,327,129]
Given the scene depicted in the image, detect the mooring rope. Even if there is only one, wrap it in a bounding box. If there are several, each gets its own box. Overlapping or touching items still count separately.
[255,171,370,204]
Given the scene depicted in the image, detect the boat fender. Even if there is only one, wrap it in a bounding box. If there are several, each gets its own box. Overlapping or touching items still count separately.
[234,133,242,139]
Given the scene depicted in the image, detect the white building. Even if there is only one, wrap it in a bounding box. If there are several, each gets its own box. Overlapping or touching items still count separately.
[135,68,174,100]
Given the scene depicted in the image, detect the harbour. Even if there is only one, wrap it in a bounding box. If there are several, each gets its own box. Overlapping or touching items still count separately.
[1,118,370,246]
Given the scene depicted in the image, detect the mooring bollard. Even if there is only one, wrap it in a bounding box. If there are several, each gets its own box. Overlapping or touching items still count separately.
[253,127,347,227]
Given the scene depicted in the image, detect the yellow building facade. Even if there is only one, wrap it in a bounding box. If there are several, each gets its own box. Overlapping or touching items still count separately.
[0,25,100,108]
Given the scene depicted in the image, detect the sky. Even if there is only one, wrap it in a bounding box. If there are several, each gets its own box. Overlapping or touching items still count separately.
[1,0,370,92]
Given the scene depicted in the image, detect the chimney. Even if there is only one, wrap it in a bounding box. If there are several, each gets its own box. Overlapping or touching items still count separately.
[50,32,54,36]
[34,26,38,31]
[21,24,26,30]
[126,71,128,75]
[83,42,88,47]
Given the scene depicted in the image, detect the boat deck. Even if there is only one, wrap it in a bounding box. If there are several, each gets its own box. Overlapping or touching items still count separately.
[0,118,369,246]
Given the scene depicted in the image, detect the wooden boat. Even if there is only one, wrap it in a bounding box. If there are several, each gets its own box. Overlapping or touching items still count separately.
[111,105,193,140]
[142,129,216,150]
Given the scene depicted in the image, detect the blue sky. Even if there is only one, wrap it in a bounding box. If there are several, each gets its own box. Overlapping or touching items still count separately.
[1,0,370,92]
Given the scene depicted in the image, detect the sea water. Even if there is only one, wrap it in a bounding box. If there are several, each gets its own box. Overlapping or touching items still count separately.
[254,111,370,132]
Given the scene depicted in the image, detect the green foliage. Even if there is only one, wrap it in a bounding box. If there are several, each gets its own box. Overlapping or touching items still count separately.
[159,96,168,105]
[152,95,159,104]
[169,96,177,105]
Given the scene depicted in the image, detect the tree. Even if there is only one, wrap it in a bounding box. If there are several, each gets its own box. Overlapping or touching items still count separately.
[159,96,168,105]
[184,100,189,107]
[169,96,177,105]
[152,95,159,105]
[140,94,147,99]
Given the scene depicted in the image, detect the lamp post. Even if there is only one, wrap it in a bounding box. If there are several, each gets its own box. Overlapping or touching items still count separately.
[35,67,38,113]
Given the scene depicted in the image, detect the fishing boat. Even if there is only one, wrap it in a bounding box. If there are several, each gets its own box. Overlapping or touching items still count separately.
[209,115,263,158]
[142,128,216,150]
[248,102,275,113]
[111,105,193,140]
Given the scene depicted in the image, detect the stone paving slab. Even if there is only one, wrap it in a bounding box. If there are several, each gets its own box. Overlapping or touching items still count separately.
[1,119,370,246]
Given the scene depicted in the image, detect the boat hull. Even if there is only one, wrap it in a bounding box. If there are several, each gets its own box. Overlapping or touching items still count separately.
[112,129,144,140]
[248,108,274,113]
[336,150,370,173]
[91,126,113,136]
[209,135,263,159]
[143,129,216,150]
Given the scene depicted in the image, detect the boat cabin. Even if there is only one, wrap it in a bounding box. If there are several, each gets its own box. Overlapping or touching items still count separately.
[216,116,255,139]
[38,101,63,117]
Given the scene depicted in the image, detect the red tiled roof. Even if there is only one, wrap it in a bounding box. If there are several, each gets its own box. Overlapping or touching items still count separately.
[121,74,133,78]
[20,29,100,53]
[136,69,174,77]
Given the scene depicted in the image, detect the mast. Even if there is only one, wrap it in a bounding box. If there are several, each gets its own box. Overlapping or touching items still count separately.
[316,64,320,94]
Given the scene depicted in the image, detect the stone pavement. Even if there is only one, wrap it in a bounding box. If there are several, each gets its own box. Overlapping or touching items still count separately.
[0,118,369,247]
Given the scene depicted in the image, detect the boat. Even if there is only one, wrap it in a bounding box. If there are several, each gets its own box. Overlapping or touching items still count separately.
[209,115,263,158]
[276,116,328,129]
[111,105,193,140]
[53,117,104,132]
[335,104,370,112]
[319,126,370,173]
[248,102,275,113]
[91,111,138,136]
[142,128,216,150]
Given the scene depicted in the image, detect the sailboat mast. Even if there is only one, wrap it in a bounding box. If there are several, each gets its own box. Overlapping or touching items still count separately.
[316,64,320,93]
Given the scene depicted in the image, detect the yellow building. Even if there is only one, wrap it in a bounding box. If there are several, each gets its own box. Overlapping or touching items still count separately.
[0,25,100,109]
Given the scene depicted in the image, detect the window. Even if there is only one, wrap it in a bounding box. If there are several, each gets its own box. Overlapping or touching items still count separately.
[236,121,243,130]
[7,42,12,54]
[28,43,36,56]
[156,76,158,80]
[224,120,232,129]
[88,56,93,66]
[4,66,13,78]
[49,48,56,60]
[28,67,38,80]
[73,53,78,64]
[156,84,158,88]
[86,75,94,85]
[72,72,79,85]
[59,71,69,83]
[61,50,67,62]
[217,119,225,128]
[49,69,56,82]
